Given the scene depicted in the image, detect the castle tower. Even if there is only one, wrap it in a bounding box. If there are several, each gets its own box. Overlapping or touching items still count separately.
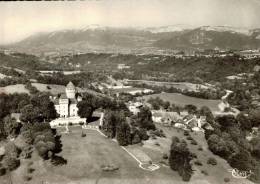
[66,81,76,99]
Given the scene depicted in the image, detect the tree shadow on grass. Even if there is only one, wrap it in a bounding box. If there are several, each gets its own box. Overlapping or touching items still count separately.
[53,135,63,154]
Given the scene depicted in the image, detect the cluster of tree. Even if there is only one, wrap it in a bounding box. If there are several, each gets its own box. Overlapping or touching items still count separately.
[1,142,21,172]
[169,137,193,181]
[0,52,62,71]
[0,76,28,87]
[102,107,153,146]
[20,123,62,160]
[0,67,22,77]
[205,114,260,182]
[0,92,57,140]
[35,71,107,88]
[147,97,170,110]
[77,92,130,123]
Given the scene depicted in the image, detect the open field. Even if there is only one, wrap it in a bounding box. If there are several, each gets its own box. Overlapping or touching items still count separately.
[0,84,29,94]
[0,83,100,96]
[140,93,221,112]
[127,80,212,92]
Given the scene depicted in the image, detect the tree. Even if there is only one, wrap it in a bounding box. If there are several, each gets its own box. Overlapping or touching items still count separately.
[237,113,252,131]
[136,106,155,130]
[249,108,260,127]
[207,134,231,158]
[199,106,214,124]
[20,104,41,123]
[3,116,21,138]
[30,93,57,121]
[116,121,131,146]
[77,93,101,122]
[169,137,193,181]
[184,104,197,114]
[228,149,254,171]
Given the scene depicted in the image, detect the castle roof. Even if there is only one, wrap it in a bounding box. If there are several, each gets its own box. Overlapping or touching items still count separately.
[66,81,76,90]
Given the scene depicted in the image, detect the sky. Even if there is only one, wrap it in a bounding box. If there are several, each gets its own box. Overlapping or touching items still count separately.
[0,0,260,44]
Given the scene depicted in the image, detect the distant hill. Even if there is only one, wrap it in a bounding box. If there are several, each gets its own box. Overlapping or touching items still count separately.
[7,25,260,54]
[154,26,260,50]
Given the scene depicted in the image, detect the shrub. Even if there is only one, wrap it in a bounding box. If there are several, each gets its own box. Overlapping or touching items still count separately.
[198,146,203,151]
[186,136,193,140]
[162,153,168,160]
[207,157,217,166]
[150,129,166,137]
[27,167,35,173]
[23,175,32,181]
[184,131,189,136]
[190,152,197,159]
[68,122,73,126]
[154,142,160,146]
[224,177,230,182]
[190,139,198,145]
[201,170,208,176]
[194,160,203,166]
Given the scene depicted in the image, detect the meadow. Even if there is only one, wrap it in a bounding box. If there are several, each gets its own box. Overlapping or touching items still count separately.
[140,93,221,112]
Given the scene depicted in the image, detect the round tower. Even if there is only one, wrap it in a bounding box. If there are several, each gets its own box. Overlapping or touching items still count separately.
[66,81,76,99]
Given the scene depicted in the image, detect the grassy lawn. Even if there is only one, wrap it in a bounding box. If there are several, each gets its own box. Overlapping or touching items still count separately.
[0,124,255,184]
[140,123,255,184]
[0,126,182,184]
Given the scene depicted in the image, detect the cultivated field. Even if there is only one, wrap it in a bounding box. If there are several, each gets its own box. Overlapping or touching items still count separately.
[140,93,221,112]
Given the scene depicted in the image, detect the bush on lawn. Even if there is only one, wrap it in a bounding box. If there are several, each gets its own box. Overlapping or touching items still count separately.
[201,170,209,176]
[150,129,166,138]
[207,157,217,166]
[184,131,190,136]
[23,175,32,181]
[198,146,203,151]
[162,153,168,160]
[224,177,230,182]
[186,136,193,140]
[190,139,198,145]
[194,160,203,166]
